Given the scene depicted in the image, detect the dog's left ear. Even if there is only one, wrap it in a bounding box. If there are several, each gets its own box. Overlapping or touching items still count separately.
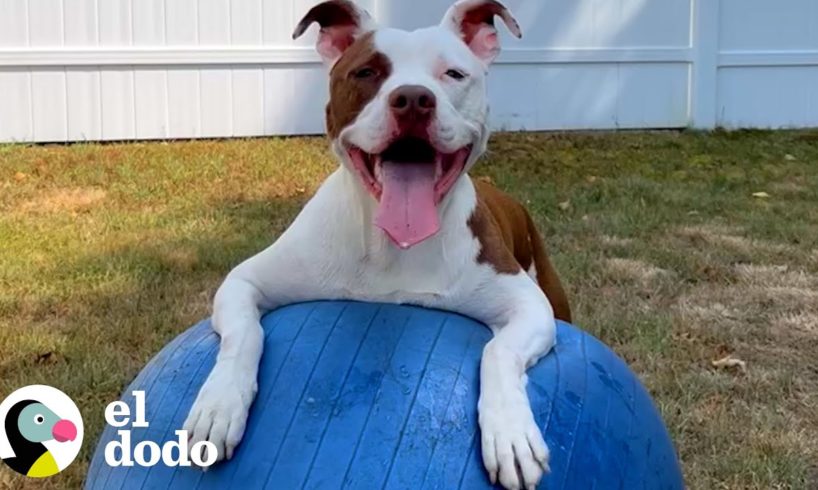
[293,0,377,67]
[441,0,521,65]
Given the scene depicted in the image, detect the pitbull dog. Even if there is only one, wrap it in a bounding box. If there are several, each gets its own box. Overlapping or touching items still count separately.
[183,1,571,488]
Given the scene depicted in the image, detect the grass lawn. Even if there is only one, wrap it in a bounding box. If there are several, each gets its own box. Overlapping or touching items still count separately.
[1,130,817,489]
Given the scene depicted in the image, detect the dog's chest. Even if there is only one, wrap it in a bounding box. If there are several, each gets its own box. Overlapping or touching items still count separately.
[295,170,493,309]
[338,230,484,307]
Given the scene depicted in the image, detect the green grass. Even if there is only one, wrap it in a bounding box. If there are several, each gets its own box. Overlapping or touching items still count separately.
[2,130,817,489]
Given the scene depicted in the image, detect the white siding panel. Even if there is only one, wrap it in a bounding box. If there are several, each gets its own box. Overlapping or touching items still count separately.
[263,0,297,46]
[134,69,168,138]
[287,66,329,134]
[541,64,620,129]
[66,68,101,140]
[263,66,326,135]
[63,0,98,46]
[616,64,689,128]
[720,0,818,51]
[28,0,64,47]
[167,69,200,137]
[231,0,263,45]
[488,64,620,130]
[100,68,135,140]
[132,0,165,45]
[718,67,818,128]
[495,0,690,50]
[488,63,689,130]
[200,69,232,137]
[166,0,199,45]
[485,65,540,130]
[31,70,68,141]
[232,68,264,136]
[98,0,132,45]
[0,0,30,46]
[0,70,33,141]
[199,0,231,45]
[612,0,691,48]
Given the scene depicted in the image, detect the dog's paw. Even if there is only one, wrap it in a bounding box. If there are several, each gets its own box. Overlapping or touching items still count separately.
[183,363,257,465]
[479,400,549,490]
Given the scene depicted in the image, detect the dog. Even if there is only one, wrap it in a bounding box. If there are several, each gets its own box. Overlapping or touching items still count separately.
[183,1,571,488]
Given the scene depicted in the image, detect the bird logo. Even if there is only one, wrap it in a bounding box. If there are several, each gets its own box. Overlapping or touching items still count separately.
[0,385,83,478]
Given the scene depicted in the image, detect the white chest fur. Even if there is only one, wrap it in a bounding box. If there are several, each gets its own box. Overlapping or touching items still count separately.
[277,169,490,311]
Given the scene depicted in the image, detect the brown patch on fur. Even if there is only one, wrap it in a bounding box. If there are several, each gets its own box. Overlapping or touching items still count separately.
[468,180,572,322]
[326,32,391,139]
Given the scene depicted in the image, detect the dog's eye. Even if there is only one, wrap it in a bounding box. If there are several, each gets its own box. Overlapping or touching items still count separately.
[445,69,467,81]
[352,67,377,79]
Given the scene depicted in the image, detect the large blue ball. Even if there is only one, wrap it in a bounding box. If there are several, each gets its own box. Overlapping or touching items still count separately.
[86,301,683,489]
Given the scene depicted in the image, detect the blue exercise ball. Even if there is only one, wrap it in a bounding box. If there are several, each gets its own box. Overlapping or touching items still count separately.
[86,301,683,489]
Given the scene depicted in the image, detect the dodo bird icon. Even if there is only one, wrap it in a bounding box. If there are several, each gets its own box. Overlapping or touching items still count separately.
[2,399,78,477]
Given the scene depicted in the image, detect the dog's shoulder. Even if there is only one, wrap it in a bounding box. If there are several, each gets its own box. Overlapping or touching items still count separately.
[468,177,532,275]
[469,177,572,322]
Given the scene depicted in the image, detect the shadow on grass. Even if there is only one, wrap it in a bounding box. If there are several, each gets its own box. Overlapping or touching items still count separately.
[1,195,306,490]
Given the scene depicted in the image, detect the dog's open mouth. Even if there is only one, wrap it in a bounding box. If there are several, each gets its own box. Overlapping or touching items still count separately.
[348,138,470,203]
[348,138,471,249]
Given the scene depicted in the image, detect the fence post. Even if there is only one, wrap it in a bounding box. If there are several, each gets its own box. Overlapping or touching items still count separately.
[689,0,720,129]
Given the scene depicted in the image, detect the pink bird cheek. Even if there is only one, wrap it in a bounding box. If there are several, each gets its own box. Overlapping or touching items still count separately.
[52,419,77,442]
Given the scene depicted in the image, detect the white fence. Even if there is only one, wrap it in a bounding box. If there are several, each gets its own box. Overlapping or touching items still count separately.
[0,0,817,143]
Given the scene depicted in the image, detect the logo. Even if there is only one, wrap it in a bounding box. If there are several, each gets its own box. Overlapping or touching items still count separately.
[103,391,217,468]
[0,385,83,478]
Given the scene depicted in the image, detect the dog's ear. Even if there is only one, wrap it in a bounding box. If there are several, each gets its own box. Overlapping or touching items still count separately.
[441,0,521,65]
[293,0,377,67]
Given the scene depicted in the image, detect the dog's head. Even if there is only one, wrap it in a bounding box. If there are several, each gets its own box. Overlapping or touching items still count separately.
[294,0,521,249]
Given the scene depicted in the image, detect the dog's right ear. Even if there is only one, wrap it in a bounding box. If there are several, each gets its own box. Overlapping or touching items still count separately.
[293,0,377,67]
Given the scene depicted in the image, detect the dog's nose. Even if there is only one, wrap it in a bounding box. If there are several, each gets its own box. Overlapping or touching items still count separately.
[389,85,436,121]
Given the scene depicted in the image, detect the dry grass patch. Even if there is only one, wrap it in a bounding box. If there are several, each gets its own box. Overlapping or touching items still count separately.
[667,239,818,488]
[732,264,816,288]
[17,187,107,214]
[677,277,818,338]
[600,234,634,247]
[675,224,796,256]
[606,257,670,283]
[775,312,818,333]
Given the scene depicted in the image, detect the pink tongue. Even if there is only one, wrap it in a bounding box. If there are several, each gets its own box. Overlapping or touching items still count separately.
[375,161,440,249]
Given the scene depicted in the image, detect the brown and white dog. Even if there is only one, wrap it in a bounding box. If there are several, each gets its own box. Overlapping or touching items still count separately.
[183,1,570,488]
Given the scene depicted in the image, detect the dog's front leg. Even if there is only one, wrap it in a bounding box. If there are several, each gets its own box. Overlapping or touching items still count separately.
[478,286,556,490]
[183,274,265,462]
[183,244,303,463]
